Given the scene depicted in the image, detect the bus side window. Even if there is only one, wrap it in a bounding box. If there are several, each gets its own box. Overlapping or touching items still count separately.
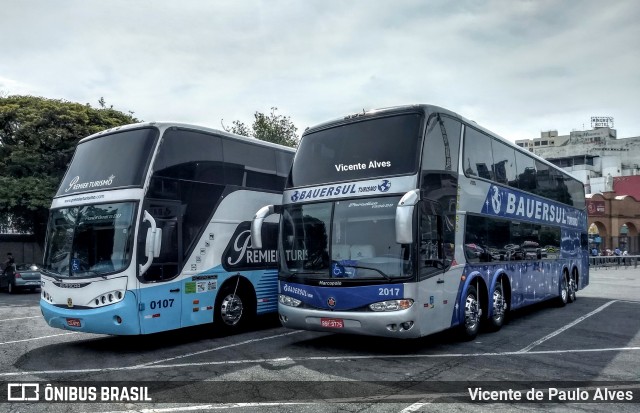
[419,202,443,278]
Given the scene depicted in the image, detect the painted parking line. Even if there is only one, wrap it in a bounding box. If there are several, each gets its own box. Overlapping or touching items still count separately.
[86,403,310,413]
[0,315,42,322]
[516,300,617,353]
[2,345,639,378]
[0,332,77,346]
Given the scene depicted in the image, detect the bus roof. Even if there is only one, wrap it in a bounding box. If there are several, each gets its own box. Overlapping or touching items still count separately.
[301,103,578,185]
[79,121,296,153]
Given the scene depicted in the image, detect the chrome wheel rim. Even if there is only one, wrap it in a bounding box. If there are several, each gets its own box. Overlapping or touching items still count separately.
[464,293,479,331]
[492,288,505,323]
[220,294,244,326]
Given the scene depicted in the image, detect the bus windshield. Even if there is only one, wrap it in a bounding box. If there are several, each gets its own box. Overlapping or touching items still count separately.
[289,113,423,188]
[280,196,413,280]
[43,202,137,278]
[56,127,159,197]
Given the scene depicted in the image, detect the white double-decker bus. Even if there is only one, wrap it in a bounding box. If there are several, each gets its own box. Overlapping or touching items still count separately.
[40,122,294,335]
[253,105,588,339]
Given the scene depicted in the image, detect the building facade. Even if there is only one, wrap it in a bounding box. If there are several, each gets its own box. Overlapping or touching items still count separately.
[516,125,640,254]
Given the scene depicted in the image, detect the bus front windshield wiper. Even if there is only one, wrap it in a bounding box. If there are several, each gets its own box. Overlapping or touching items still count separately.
[339,264,392,281]
[42,268,64,281]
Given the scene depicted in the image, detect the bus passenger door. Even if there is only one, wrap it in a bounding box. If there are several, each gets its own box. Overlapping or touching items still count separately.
[137,200,183,334]
[417,200,448,335]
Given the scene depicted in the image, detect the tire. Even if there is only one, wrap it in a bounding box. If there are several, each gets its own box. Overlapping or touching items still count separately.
[214,282,254,334]
[460,285,481,340]
[558,272,569,307]
[568,272,577,303]
[487,282,507,331]
[8,282,15,295]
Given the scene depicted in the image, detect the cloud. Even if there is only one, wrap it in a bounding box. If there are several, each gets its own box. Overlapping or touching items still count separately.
[1,0,639,140]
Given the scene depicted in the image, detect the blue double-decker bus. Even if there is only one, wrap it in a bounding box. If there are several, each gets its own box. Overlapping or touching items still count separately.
[253,104,588,339]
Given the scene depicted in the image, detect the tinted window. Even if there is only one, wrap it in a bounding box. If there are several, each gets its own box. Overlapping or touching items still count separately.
[290,113,423,187]
[57,128,158,196]
[515,150,537,192]
[491,140,517,187]
[223,139,280,190]
[154,129,224,183]
[423,115,461,172]
[566,177,585,209]
[463,127,493,180]
[465,214,561,263]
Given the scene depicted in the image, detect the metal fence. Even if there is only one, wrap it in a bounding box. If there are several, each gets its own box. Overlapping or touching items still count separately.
[589,255,640,269]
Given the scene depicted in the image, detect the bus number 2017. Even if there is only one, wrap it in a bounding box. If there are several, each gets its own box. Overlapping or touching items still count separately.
[149,299,174,310]
[379,288,400,296]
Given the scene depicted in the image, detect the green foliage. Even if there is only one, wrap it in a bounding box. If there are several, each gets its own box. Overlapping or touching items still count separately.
[0,95,138,244]
[224,107,299,147]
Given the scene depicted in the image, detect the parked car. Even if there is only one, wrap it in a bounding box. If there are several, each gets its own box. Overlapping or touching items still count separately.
[0,264,42,294]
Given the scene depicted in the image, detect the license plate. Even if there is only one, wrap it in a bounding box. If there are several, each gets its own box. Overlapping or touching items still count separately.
[66,318,81,327]
[321,318,344,328]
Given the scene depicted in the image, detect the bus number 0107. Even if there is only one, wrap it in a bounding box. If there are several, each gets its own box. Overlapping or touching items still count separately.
[149,299,174,309]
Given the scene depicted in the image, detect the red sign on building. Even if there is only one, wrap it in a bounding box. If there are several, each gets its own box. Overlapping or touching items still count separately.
[587,200,605,216]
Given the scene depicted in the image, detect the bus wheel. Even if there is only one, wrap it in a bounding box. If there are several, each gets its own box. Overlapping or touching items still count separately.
[558,272,569,307]
[214,284,252,333]
[568,272,577,303]
[460,285,481,340]
[488,282,507,331]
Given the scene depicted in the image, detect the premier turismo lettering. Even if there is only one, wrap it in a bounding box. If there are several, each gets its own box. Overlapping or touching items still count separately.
[505,193,578,227]
[334,160,391,172]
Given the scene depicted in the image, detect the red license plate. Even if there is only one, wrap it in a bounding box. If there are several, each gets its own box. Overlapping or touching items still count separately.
[66,318,81,327]
[321,318,344,328]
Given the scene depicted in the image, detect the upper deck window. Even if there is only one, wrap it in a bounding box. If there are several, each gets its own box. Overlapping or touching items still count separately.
[289,113,423,188]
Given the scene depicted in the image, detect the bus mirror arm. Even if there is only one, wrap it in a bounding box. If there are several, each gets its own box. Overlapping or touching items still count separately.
[251,204,282,249]
[139,210,162,276]
[396,189,420,244]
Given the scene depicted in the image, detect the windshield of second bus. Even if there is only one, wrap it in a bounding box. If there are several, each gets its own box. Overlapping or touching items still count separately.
[280,196,413,280]
[43,202,136,278]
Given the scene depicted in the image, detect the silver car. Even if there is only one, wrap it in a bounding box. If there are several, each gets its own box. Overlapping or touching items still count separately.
[1,264,42,294]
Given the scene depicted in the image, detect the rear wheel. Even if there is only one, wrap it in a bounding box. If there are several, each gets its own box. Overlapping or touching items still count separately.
[460,285,481,340]
[214,282,254,334]
[558,272,569,306]
[568,271,577,303]
[487,282,507,331]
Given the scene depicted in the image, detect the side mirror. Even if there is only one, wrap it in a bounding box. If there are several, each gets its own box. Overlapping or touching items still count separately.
[139,210,161,275]
[146,227,162,258]
[395,189,420,244]
[251,204,282,249]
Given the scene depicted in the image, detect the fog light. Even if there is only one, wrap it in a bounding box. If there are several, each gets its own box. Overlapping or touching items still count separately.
[400,321,414,331]
[108,293,114,302]
[114,316,122,324]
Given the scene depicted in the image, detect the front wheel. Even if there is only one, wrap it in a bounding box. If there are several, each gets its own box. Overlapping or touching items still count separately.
[214,283,254,334]
[460,285,481,340]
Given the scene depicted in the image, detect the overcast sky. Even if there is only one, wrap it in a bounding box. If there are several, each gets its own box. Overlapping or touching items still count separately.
[2,0,639,142]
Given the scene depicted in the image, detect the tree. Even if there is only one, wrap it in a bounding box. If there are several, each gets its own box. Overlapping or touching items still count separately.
[0,95,138,245]
[223,107,299,147]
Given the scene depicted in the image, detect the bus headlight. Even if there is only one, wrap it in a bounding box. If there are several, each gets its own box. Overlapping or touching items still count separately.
[92,290,126,307]
[279,294,302,307]
[369,299,414,312]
